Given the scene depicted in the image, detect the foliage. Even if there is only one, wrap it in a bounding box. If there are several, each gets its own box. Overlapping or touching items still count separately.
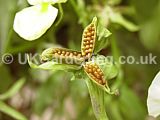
[0,0,160,120]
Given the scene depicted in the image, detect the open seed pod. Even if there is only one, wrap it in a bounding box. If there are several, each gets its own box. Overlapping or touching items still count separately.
[41,48,84,65]
[81,17,97,59]
[84,61,106,85]
[83,61,116,94]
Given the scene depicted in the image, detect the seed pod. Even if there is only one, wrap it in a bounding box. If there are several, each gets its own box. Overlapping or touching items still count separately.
[81,17,97,59]
[41,48,84,65]
[84,62,106,85]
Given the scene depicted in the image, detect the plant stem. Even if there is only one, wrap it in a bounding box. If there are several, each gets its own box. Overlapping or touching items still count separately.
[92,0,99,4]
[110,33,123,89]
[70,1,110,119]
[85,78,109,120]
[69,0,87,27]
[55,3,63,26]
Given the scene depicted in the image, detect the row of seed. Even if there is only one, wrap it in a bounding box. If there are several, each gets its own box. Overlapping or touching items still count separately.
[84,62,106,85]
[82,23,96,58]
[52,48,83,59]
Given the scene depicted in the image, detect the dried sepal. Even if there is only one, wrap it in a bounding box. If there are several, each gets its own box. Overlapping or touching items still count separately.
[81,17,97,59]
[41,48,84,65]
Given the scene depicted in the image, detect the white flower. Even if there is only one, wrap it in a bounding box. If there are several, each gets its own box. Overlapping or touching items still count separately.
[28,0,67,5]
[13,0,67,41]
[147,71,160,117]
[14,4,58,40]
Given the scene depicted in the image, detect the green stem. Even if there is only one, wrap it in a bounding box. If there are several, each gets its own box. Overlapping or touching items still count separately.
[110,33,123,89]
[70,1,110,119]
[55,3,63,26]
[69,0,86,27]
[69,0,80,19]
[4,29,13,53]
[4,2,19,54]
[92,0,99,4]
[85,78,109,120]
[0,101,27,120]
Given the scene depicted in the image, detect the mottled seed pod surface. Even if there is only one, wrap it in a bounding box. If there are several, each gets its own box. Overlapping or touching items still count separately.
[81,17,97,59]
[41,48,84,65]
[84,62,106,85]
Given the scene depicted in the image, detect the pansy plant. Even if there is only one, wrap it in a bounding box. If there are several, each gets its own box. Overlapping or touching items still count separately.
[28,17,118,119]
[13,0,67,41]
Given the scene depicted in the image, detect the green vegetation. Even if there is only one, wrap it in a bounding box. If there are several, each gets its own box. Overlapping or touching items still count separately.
[0,0,160,120]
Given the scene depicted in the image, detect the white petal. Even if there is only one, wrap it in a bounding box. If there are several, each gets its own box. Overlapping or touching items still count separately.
[13,4,58,41]
[147,71,160,117]
[27,0,67,5]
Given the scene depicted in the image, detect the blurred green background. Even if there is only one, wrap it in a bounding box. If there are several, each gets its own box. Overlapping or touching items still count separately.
[0,0,160,120]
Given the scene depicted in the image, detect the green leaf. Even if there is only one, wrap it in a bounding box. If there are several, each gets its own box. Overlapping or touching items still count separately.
[70,70,83,81]
[70,0,89,27]
[0,78,25,100]
[0,65,12,93]
[119,85,146,119]
[70,75,76,81]
[0,0,18,54]
[0,101,28,120]
[140,15,160,51]
[102,61,118,80]
[94,23,112,53]
[71,69,88,81]
[109,101,123,120]
[33,71,72,114]
[109,11,139,32]
[97,23,112,41]
[85,78,109,120]
[27,55,81,71]
[94,55,119,80]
